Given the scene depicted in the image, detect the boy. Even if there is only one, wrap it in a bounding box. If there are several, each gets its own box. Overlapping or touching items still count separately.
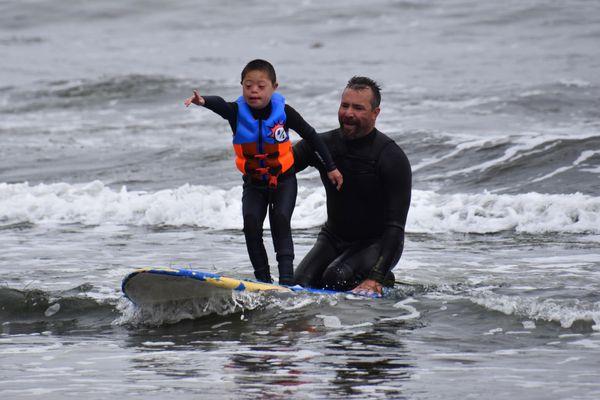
[185,59,342,285]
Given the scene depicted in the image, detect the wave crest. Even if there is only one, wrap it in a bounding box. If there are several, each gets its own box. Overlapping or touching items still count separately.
[1,181,599,234]
[469,290,600,331]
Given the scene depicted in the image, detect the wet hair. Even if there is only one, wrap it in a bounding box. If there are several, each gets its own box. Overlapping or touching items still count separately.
[346,76,382,109]
[241,59,277,85]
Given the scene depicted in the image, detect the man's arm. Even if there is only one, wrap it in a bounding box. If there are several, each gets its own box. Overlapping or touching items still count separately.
[353,144,412,296]
[292,137,319,173]
[366,226,405,282]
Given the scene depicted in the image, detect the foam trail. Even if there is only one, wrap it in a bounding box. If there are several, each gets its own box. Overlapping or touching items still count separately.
[531,150,600,183]
[409,190,600,234]
[1,181,599,234]
[468,290,600,331]
[416,131,600,180]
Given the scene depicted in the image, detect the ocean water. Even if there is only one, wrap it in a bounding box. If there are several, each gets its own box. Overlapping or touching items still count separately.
[1,0,600,398]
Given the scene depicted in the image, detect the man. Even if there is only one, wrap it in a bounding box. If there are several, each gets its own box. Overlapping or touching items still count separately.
[293,76,412,296]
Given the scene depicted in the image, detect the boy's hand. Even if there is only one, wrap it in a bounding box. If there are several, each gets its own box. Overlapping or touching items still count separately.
[327,169,343,191]
[184,90,205,107]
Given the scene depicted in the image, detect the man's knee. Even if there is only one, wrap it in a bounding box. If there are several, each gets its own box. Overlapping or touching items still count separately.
[321,262,360,291]
[294,257,320,288]
[294,253,326,289]
[383,270,396,287]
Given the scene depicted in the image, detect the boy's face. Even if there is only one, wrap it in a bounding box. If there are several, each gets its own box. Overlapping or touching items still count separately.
[241,70,278,109]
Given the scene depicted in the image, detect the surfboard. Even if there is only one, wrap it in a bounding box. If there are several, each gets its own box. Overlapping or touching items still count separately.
[121,267,344,306]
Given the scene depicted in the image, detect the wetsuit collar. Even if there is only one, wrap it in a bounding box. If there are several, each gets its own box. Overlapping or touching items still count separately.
[249,100,272,120]
[343,128,378,146]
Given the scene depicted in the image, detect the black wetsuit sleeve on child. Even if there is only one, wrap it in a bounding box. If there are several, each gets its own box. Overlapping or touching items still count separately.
[284,105,336,172]
[291,137,320,173]
[202,96,237,132]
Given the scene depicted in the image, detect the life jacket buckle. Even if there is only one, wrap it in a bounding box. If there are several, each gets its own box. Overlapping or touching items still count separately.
[254,153,268,160]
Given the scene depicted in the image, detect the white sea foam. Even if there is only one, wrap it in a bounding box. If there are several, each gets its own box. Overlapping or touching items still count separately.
[413,131,600,179]
[469,290,600,331]
[400,96,501,111]
[1,181,599,234]
[380,298,421,322]
[558,78,592,88]
[114,292,263,326]
[409,190,600,234]
[531,150,600,183]
[316,314,373,330]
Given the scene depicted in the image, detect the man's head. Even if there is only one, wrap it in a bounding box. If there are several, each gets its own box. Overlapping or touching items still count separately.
[338,76,381,140]
[240,59,278,109]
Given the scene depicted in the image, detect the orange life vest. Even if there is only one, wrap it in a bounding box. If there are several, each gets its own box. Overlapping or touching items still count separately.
[233,93,294,187]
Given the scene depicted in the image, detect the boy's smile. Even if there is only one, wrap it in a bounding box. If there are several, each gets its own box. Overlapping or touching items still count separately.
[242,70,278,110]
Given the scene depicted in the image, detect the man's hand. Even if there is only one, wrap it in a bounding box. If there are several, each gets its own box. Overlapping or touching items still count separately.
[327,168,343,191]
[351,279,383,297]
[184,90,205,107]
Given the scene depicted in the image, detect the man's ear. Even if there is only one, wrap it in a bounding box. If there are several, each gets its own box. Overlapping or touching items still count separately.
[274,82,279,90]
[373,106,380,118]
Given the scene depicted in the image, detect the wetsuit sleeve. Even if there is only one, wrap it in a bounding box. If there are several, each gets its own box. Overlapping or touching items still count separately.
[368,144,412,283]
[285,105,336,172]
[292,138,320,173]
[202,96,237,131]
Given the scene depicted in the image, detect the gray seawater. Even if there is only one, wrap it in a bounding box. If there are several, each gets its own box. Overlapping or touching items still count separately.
[1,0,600,398]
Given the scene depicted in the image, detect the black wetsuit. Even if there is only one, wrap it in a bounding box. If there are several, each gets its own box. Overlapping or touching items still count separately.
[293,128,412,290]
[203,96,336,285]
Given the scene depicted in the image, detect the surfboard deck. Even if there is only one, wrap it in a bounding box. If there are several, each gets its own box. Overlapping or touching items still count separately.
[122,267,345,306]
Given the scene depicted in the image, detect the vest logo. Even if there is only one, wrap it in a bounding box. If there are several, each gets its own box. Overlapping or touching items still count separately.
[270,121,288,142]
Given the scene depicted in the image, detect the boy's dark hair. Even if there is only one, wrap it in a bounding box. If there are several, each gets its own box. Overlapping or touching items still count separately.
[241,59,277,84]
[346,76,382,109]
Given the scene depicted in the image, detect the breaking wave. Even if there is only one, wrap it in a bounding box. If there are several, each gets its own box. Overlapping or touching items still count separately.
[469,289,600,331]
[1,181,599,234]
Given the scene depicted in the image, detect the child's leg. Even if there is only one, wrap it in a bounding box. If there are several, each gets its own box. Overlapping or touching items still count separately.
[268,175,297,286]
[242,181,271,283]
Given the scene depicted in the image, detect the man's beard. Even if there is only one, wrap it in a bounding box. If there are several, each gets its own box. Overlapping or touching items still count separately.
[339,118,366,140]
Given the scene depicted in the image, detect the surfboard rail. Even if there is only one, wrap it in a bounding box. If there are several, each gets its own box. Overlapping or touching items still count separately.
[122,267,375,306]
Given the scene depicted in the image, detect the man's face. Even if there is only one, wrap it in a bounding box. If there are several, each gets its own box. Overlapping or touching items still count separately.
[241,69,278,110]
[338,88,380,140]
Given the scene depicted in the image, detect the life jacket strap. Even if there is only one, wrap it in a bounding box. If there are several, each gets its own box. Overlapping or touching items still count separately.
[268,174,278,188]
[253,167,269,175]
[248,167,281,188]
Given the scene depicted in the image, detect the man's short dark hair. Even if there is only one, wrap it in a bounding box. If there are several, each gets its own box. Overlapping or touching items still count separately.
[346,76,382,109]
[241,59,277,84]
